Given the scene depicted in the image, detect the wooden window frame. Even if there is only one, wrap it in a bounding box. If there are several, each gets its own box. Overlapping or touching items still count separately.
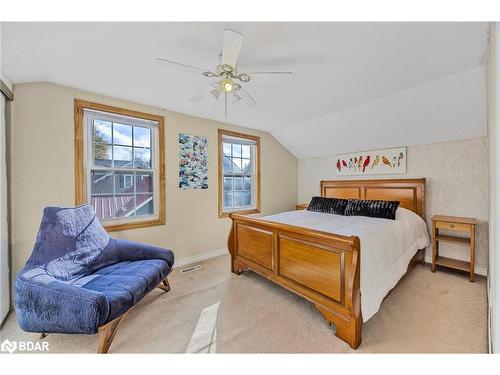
[218,129,261,218]
[75,99,166,232]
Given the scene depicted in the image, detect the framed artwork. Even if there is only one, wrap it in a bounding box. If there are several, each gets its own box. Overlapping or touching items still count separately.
[179,133,208,189]
[335,147,406,176]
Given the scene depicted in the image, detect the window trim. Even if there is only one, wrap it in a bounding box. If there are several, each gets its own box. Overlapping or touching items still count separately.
[75,99,166,231]
[218,129,261,218]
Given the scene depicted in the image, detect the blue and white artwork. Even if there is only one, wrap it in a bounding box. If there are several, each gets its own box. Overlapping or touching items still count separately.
[179,133,208,189]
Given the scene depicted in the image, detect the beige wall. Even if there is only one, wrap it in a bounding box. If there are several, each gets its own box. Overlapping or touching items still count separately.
[298,137,489,274]
[10,82,297,277]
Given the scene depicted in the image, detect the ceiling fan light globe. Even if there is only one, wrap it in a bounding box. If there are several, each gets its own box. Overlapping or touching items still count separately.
[238,73,250,82]
[220,78,234,93]
[223,82,233,92]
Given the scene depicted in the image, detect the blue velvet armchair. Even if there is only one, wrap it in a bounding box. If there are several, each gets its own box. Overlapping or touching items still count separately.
[15,205,174,353]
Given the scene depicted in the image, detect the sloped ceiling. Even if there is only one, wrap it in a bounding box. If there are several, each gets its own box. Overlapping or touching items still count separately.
[1,22,489,158]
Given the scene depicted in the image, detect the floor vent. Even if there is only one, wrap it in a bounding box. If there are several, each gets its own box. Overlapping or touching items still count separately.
[180,264,202,274]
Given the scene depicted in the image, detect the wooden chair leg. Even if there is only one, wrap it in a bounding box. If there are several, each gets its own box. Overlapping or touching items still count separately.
[97,314,125,354]
[157,277,170,292]
[97,277,170,353]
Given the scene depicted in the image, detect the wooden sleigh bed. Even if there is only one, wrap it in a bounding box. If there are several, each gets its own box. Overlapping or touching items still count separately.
[227,178,426,349]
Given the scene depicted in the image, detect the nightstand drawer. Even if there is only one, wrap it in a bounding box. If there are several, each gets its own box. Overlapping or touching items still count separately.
[435,221,470,233]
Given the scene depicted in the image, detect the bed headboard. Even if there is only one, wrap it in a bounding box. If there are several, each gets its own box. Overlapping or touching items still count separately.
[320,178,426,219]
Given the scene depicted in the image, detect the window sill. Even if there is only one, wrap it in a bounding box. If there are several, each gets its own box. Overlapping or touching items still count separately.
[219,208,260,218]
[104,217,165,232]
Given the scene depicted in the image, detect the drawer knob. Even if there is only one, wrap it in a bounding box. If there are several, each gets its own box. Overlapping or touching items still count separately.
[450,224,454,228]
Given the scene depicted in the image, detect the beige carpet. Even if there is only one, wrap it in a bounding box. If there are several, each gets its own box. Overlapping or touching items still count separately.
[0,254,488,353]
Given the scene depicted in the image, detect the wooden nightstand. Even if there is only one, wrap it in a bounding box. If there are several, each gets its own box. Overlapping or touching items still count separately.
[295,204,308,210]
[431,215,478,282]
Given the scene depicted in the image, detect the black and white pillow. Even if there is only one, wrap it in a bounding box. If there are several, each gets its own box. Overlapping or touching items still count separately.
[344,199,400,220]
[307,196,349,215]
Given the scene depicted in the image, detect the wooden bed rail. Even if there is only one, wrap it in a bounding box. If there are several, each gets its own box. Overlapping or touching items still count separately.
[228,213,362,349]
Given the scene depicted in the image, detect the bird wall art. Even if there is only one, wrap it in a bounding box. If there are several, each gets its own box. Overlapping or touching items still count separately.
[334,147,406,176]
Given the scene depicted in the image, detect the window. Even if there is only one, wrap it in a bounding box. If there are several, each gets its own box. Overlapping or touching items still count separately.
[218,129,260,217]
[75,100,165,231]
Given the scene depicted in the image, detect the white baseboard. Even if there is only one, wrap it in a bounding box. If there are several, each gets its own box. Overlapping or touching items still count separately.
[174,248,228,269]
[424,255,487,276]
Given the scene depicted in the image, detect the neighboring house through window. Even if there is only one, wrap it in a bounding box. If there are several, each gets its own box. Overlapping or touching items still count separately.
[218,129,260,217]
[75,100,165,231]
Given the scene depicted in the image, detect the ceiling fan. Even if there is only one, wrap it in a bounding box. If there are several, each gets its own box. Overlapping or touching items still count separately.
[155,29,293,117]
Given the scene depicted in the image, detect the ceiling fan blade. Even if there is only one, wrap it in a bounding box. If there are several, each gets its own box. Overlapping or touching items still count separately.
[189,90,207,102]
[224,93,228,118]
[222,29,244,69]
[232,94,242,104]
[240,87,258,107]
[155,57,207,72]
[246,71,293,75]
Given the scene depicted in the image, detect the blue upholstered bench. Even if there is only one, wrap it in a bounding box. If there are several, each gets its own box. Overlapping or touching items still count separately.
[14,205,174,353]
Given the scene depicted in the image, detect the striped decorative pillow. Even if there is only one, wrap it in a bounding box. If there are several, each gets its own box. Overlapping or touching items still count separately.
[344,199,400,220]
[307,196,349,215]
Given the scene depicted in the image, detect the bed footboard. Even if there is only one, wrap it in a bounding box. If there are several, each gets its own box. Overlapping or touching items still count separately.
[227,213,362,349]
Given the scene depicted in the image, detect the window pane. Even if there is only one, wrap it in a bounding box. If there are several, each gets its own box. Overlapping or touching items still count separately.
[223,177,233,191]
[87,109,159,224]
[133,148,151,169]
[113,196,136,218]
[113,146,133,167]
[244,177,252,190]
[219,133,258,214]
[91,170,114,195]
[232,158,242,173]
[223,192,233,209]
[113,123,133,146]
[136,173,153,193]
[241,158,251,173]
[114,172,135,194]
[92,174,156,219]
[91,196,110,221]
[234,176,243,190]
[91,176,135,220]
[136,194,154,216]
[242,145,250,158]
[223,142,232,157]
[133,126,151,147]
[243,191,251,206]
[223,156,233,172]
[232,144,242,157]
[234,191,244,208]
[94,120,112,143]
[94,144,112,167]
[94,120,112,167]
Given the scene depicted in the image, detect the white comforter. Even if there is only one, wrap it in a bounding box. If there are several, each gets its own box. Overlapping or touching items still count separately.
[261,207,430,322]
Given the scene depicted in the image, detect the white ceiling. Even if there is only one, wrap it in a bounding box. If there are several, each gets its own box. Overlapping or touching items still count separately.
[2,22,489,157]
[273,66,487,159]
